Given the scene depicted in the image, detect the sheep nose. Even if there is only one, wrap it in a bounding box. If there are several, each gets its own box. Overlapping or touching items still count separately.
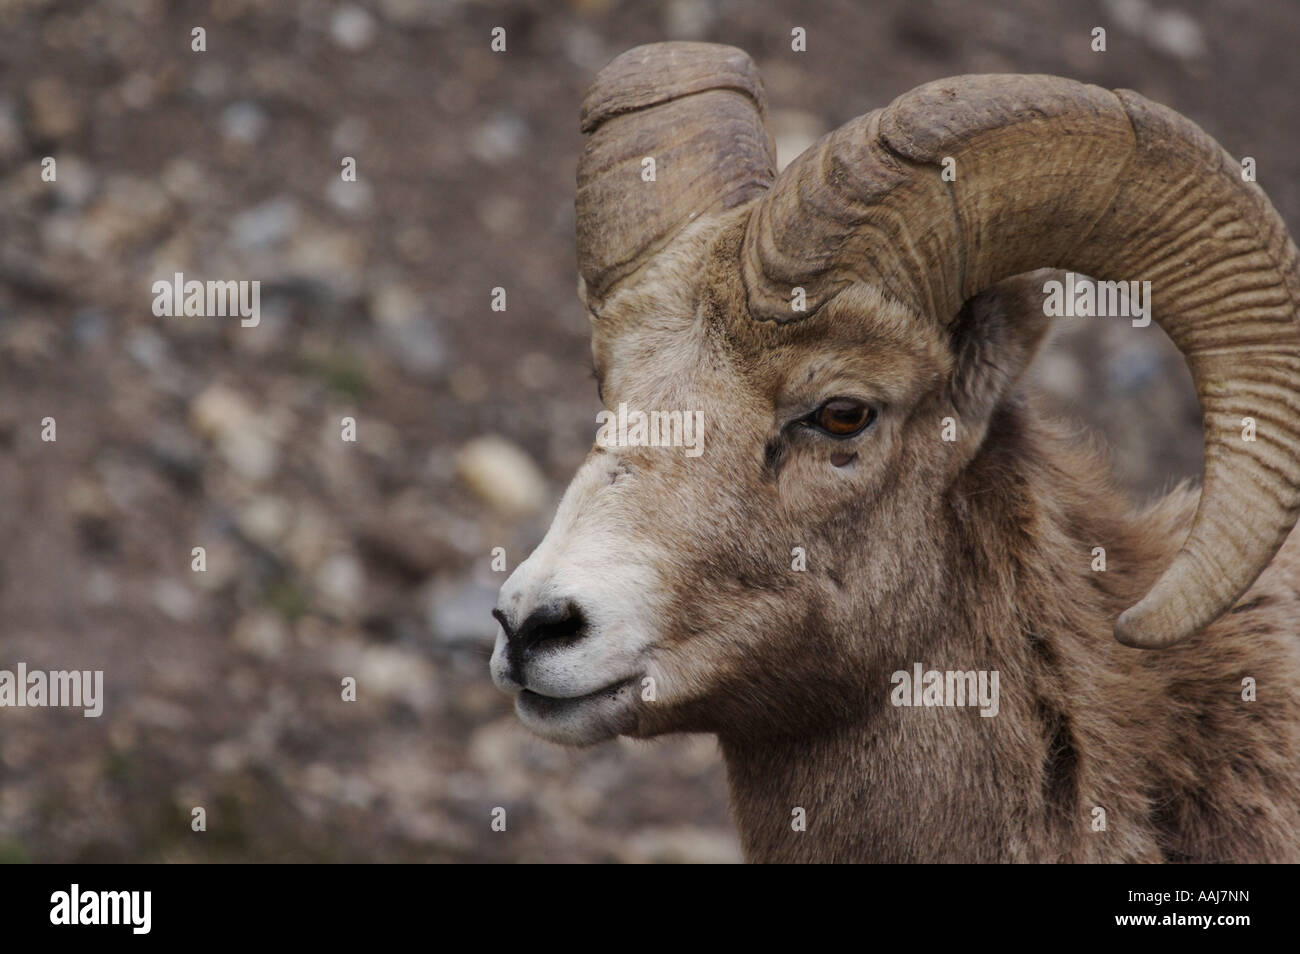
[493,601,588,659]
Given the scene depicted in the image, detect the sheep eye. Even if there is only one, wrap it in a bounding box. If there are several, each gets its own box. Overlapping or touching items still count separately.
[811,398,876,437]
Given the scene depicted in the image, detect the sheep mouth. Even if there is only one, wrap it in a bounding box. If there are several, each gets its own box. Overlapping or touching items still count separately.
[514,676,641,742]
[518,675,638,710]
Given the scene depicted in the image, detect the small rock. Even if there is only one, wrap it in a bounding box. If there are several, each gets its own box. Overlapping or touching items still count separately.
[285,227,365,296]
[428,576,502,646]
[330,5,377,51]
[190,62,228,100]
[80,175,171,253]
[221,426,279,482]
[330,116,369,153]
[455,435,549,516]
[1147,9,1206,61]
[221,101,268,145]
[26,77,82,140]
[284,504,336,574]
[71,308,108,348]
[126,328,168,371]
[447,364,489,403]
[368,281,444,376]
[1102,0,1206,62]
[190,384,252,439]
[230,196,300,252]
[314,551,366,618]
[118,71,156,110]
[378,0,442,26]
[236,495,291,547]
[233,612,289,659]
[351,644,437,711]
[152,578,198,623]
[85,568,119,607]
[160,157,207,202]
[49,155,98,208]
[370,281,421,329]
[562,24,607,71]
[326,176,373,216]
[664,0,715,40]
[210,739,250,773]
[476,194,523,236]
[66,477,111,522]
[191,385,281,482]
[518,352,557,390]
[131,696,196,732]
[469,113,527,164]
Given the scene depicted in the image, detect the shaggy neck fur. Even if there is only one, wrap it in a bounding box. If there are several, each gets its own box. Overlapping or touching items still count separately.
[719,401,1300,863]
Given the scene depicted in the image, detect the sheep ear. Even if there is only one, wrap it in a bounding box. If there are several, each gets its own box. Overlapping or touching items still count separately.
[946,272,1053,422]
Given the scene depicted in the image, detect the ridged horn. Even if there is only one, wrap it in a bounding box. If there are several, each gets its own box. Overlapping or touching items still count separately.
[741,74,1300,649]
[577,42,776,310]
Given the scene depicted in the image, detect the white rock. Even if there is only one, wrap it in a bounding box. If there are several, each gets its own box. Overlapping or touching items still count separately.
[191,386,280,481]
[1148,9,1206,61]
[284,504,336,573]
[236,496,291,547]
[221,101,268,145]
[191,385,251,437]
[126,328,168,371]
[152,578,197,623]
[665,0,716,40]
[469,113,527,164]
[230,196,300,251]
[314,552,366,617]
[428,576,502,646]
[352,645,437,711]
[49,155,97,207]
[455,435,548,516]
[326,176,373,215]
[218,428,280,482]
[233,613,289,659]
[331,5,377,51]
[85,568,119,606]
[1102,0,1206,61]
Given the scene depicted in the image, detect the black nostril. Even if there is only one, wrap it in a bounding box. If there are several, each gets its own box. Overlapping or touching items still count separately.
[497,601,587,655]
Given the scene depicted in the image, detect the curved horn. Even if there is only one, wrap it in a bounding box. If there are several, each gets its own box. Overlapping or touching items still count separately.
[577,42,775,310]
[741,74,1300,649]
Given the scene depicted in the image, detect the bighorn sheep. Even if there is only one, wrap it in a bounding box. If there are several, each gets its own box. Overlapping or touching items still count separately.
[490,42,1300,862]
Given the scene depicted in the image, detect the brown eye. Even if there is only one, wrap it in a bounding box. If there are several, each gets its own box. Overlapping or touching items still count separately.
[812,398,876,437]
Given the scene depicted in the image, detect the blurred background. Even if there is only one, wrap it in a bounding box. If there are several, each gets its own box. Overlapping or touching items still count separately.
[0,0,1295,862]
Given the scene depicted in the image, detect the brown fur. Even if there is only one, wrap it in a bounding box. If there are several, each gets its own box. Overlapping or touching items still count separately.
[579,210,1300,862]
